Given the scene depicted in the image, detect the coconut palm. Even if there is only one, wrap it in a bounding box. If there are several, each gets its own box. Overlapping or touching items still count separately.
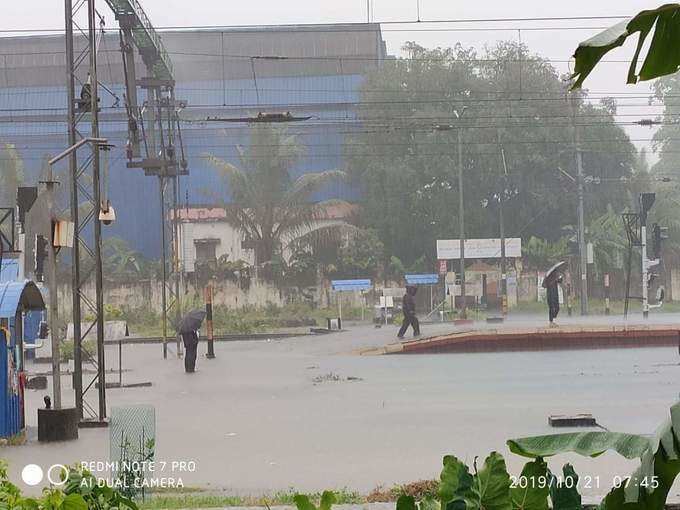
[206,125,349,266]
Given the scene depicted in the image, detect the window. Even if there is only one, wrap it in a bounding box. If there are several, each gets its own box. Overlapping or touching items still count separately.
[194,238,219,263]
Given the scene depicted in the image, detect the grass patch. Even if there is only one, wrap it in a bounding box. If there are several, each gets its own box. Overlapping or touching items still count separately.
[139,488,364,509]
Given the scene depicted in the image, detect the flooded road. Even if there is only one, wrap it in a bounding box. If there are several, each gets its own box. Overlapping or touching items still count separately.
[4,319,680,501]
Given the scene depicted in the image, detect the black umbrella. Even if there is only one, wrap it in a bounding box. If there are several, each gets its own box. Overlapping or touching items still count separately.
[177,309,206,334]
[542,261,567,288]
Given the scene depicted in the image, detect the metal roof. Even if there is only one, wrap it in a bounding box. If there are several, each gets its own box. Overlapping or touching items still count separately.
[0,281,45,319]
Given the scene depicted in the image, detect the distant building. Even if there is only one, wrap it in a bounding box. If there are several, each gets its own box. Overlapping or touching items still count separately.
[176,202,357,272]
[0,25,386,257]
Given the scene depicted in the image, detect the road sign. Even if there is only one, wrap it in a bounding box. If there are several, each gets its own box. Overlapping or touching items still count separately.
[405,274,439,285]
[331,279,372,291]
[438,259,447,275]
[436,238,522,259]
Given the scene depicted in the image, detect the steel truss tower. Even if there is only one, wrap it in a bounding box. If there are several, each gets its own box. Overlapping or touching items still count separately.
[64,0,107,424]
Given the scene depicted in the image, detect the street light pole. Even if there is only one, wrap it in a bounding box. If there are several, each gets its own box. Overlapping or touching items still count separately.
[570,94,588,315]
[457,126,467,319]
[498,130,509,316]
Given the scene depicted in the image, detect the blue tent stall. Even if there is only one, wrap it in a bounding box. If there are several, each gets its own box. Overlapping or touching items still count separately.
[0,281,46,438]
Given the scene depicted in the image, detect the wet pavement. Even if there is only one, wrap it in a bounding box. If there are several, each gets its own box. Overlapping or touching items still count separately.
[4,315,680,502]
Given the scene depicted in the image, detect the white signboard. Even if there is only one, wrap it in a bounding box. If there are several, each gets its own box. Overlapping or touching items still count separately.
[437,238,522,260]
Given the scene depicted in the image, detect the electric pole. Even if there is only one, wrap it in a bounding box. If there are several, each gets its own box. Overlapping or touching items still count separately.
[43,167,61,409]
[498,130,508,316]
[571,95,588,315]
[457,126,467,319]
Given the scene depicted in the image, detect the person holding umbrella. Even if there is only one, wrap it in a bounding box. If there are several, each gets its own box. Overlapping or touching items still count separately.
[542,261,567,326]
[178,309,206,373]
[398,285,421,338]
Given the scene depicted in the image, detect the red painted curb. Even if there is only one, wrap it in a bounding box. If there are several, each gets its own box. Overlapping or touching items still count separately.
[394,327,680,354]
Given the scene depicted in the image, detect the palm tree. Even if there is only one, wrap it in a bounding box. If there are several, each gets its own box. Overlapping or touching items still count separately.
[0,143,23,207]
[206,125,349,266]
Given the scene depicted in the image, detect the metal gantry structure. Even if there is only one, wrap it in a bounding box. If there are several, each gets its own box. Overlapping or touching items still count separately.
[103,0,187,359]
[64,0,108,424]
[64,0,186,424]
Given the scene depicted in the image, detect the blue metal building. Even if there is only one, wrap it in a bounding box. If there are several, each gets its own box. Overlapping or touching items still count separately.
[0,25,386,258]
[0,280,45,438]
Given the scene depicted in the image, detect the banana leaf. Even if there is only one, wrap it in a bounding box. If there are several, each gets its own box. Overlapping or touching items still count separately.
[572,4,680,88]
[507,432,650,460]
[508,402,680,508]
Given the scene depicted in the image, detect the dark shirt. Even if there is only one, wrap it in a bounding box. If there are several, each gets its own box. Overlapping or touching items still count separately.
[402,293,416,316]
[546,283,559,306]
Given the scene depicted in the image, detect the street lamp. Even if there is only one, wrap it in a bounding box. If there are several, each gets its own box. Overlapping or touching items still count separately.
[435,106,468,318]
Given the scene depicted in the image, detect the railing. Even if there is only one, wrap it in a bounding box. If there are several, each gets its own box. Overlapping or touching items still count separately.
[103,0,174,80]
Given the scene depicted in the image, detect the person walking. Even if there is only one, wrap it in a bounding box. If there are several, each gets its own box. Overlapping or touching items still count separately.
[182,329,199,373]
[398,285,421,338]
[545,276,562,326]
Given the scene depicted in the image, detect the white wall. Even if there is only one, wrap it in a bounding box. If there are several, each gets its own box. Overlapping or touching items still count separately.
[179,221,254,272]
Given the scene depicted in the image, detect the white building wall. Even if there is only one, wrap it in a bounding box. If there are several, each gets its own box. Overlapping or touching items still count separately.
[180,221,255,272]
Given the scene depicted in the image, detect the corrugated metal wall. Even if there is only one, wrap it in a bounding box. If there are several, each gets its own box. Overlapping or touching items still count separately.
[0,27,384,257]
[0,327,22,439]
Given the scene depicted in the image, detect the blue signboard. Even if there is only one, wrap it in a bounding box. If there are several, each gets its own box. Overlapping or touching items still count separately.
[405,274,439,285]
[331,279,372,291]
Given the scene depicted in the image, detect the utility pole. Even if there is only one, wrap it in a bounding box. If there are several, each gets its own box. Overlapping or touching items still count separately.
[639,192,657,319]
[457,127,467,319]
[43,167,61,409]
[498,130,508,316]
[571,94,588,315]
[641,219,649,319]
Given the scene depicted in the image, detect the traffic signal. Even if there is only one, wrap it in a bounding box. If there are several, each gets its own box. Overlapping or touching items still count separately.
[34,234,47,282]
[652,223,669,259]
[640,192,656,223]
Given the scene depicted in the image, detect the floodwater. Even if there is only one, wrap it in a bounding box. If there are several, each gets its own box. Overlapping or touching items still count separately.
[3,319,680,502]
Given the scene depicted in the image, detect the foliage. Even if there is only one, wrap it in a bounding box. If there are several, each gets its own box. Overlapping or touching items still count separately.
[62,466,138,510]
[571,5,680,88]
[508,400,680,510]
[522,237,569,270]
[330,228,385,280]
[206,125,348,268]
[0,143,23,208]
[0,461,136,510]
[293,491,336,510]
[102,237,156,282]
[350,41,636,268]
[193,255,251,290]
[114,436,156,501]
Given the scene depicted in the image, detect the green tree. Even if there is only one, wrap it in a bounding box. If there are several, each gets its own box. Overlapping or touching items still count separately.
[330,228,385,280]
[350,41,636,268]
[207,125,347,266]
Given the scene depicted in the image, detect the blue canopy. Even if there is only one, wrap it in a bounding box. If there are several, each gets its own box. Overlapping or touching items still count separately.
[0,259,19,283]
[405,274,439,285]
[0,281,45,319]
[331,279,372,291]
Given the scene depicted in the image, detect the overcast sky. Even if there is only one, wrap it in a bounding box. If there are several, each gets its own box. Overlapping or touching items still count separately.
[1,0,667,159]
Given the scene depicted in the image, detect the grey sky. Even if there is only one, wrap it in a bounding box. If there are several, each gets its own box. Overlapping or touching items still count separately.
[1,0,667,159]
